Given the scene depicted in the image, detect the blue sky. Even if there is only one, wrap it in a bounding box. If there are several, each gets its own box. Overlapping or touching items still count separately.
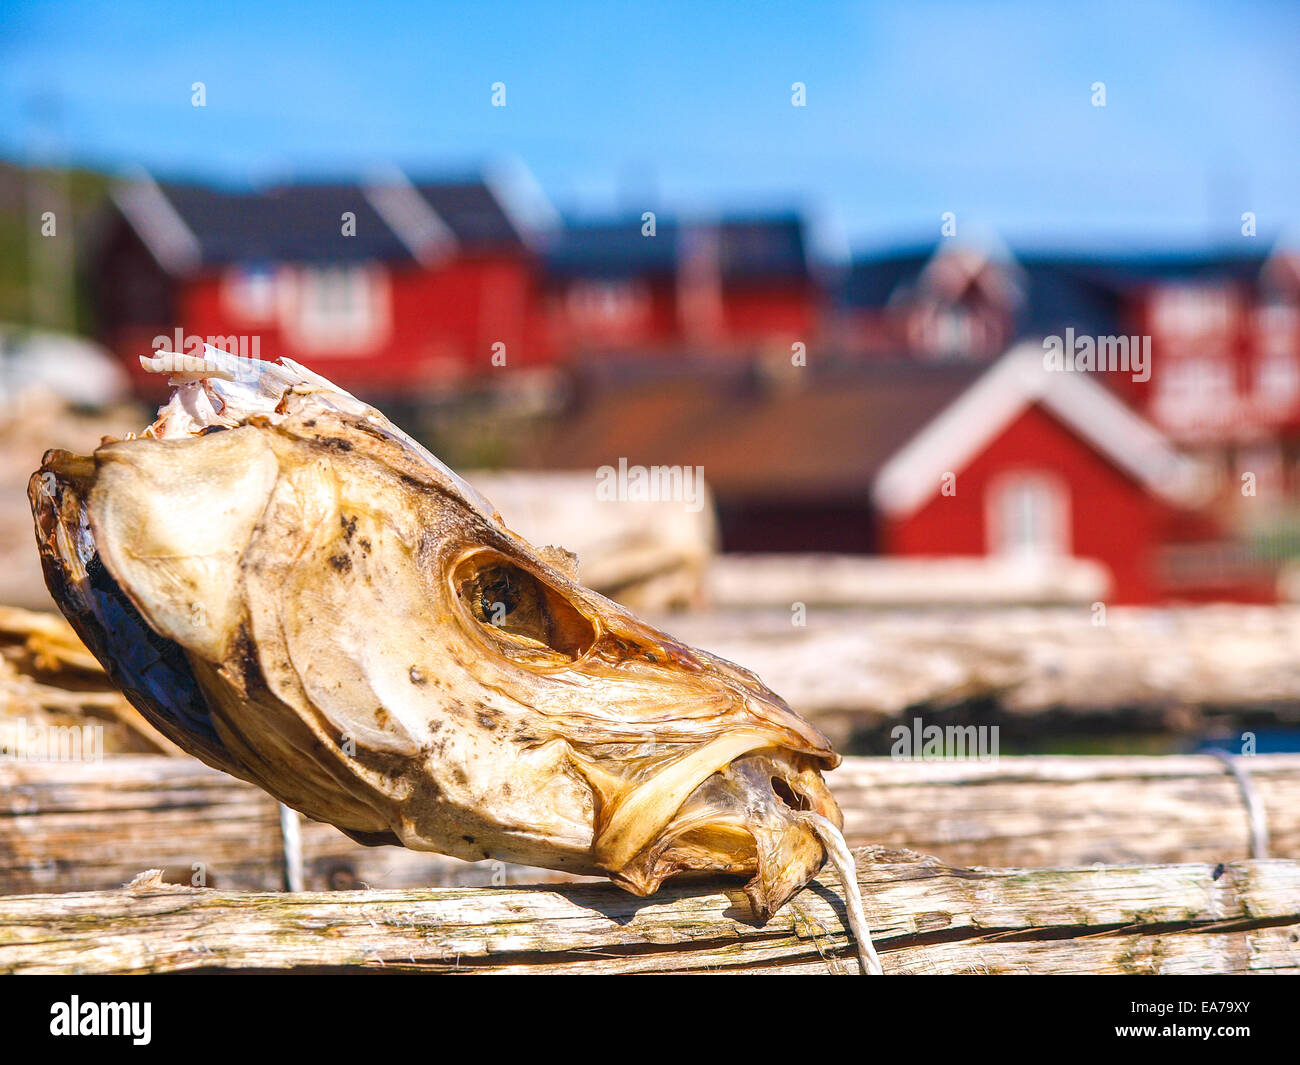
[1,0,1296,255]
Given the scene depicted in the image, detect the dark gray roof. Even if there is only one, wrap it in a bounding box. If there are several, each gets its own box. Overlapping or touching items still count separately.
[144,177,527,266]
[543,217,681,280]
[543,214,810,283]
[835,245,1274,339]
[412,181,524,248]
[717,215,810,283]
[1017,258,1127,337]
[1019,253,1269,336]
[1073,251,1270,285]
[835,248,932,308]
[158,182,415,265]
[524,359,984,500]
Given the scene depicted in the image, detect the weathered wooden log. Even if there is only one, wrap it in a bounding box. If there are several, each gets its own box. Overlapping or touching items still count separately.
[835,754,1300,868]
[2,754,1297,894]
[708,553,1110,607]
[0,606,178,755]
[1,851,1296,974]
[654,605,1300,739]
[466,470,717,611]
[10,603,1300,753]
[0,754,558,894]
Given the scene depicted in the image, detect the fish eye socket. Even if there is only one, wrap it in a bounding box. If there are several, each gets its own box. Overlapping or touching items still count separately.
[453,553,596,661]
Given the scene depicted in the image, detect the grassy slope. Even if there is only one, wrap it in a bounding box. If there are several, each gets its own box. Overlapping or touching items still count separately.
[0,159,113,332]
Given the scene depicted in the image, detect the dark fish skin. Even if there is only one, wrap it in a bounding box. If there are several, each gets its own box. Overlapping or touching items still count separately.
[28,459,232,771]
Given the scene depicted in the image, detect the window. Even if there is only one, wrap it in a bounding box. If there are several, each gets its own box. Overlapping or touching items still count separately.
[1151,356,1235,434]
[986,472,1070,559]
[222,264,278,321]
[565,280,652,342]
[1258,302,1298,359]
[1256,354,1300,413]
[1150,284,1234,338]
[906,303,1002,361]
[285,265,390,353]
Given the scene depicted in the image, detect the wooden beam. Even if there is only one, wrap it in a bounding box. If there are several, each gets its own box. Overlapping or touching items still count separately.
[834,753,1300,868]
[2,754,1297,894]
[656,606,1300,737]
[1,851,1296,974]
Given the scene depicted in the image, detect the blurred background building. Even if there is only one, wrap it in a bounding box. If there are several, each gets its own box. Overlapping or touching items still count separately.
[1,1,1297,611]
[1,165,1289,605]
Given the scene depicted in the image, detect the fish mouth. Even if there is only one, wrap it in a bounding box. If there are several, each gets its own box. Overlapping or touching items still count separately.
[602,746,842,921]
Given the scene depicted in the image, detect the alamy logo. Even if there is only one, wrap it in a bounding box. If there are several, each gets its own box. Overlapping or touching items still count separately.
[596,458,706,513]
[50,997,151,1045]
[152,329,262,360]
[146,335,264,383]
[890,717,999,761]
[0,719,103,762]
[1043,329,1151,383]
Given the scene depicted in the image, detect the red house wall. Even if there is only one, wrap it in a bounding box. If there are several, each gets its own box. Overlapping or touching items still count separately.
[718,285,817,347]
[881,403,1171,603]
[544,278,682,354]
[116,255,547,400]
[544,281,817,356]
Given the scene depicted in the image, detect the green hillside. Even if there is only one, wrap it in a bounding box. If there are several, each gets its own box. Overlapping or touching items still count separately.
[0,159,113,333]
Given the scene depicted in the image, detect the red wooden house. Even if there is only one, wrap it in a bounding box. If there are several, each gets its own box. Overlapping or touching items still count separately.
[540,213,819,358]
[831,236,1298,396]
[522,344,1267,603]
[1118,242,1300,457]
[829,237,1026,362]
[84,169,556,400]
[871,343,1272,603]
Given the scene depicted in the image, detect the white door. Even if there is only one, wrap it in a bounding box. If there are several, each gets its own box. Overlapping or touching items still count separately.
[986,472,1070,559]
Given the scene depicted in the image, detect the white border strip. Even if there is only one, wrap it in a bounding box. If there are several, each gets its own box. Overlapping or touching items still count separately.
[111,173,202,276]
[363,167,459,266]
[483,157,561,249]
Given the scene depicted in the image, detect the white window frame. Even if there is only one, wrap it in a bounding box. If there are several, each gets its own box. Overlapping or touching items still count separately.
[221,264,278,322]
[282,264,391,354]
[985,471,1071,559]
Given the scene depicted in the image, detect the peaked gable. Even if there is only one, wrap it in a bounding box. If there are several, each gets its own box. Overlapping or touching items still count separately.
[873,341,1205,517]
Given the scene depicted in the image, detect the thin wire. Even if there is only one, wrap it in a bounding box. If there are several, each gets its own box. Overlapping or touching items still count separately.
[1206,751,1270,860]
[279,802,305,892]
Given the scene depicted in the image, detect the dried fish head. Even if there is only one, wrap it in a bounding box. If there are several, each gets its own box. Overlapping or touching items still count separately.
[30,348,848,922]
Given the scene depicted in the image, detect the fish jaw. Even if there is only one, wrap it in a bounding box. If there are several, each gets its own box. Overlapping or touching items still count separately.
[603,747,844,921]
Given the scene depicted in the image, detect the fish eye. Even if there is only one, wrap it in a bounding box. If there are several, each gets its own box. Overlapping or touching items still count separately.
[454,553,596,661]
